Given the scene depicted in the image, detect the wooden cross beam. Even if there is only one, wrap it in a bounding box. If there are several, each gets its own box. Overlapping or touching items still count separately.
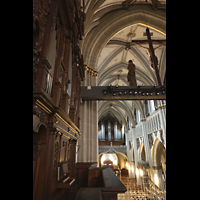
[131,39,166,44]
[131,29,166,85]
[146,27,162,85]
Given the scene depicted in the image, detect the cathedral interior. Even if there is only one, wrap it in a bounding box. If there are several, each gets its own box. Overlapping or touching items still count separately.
[33,0,166,199]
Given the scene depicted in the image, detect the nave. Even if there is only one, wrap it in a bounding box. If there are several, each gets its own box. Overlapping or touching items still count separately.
[118,175,166,200]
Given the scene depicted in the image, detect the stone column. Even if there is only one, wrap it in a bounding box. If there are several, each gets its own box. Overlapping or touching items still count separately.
[132,127,139,181]
[129,161,135,179]
[153,167,165,191]
[121,124,125,141]
[141,119,153,179]
[125,131,128,146]
[158,103,166,147]
[77,73,98,163]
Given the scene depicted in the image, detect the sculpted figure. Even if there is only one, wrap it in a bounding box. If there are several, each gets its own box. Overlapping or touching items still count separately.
[127,60,137,86]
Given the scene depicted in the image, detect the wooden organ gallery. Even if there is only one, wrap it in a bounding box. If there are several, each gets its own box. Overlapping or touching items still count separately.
[33,1,166,200]
[33,0,85,199]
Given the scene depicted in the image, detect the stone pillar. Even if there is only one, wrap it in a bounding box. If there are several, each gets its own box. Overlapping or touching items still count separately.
[77,73,98,163]
[121,124,125,141]
[153,167,165,191]
[125,131,128,146]
[141,119,153,179]
[132,127,139,182]
[114,121,117,140]
[129,161,135,179]
[158,103,166,147]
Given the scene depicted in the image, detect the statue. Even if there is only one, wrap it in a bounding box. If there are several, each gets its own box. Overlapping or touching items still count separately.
[127,60,137,86]
[135,43,163,71]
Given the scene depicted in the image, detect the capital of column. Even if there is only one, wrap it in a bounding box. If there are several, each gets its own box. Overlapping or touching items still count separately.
[158,104,166,109]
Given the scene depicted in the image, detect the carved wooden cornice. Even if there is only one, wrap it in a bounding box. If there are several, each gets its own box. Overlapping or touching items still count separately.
[84,63,98,77]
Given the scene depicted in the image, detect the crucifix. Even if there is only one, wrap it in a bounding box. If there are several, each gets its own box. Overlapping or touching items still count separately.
[132,28,166,85]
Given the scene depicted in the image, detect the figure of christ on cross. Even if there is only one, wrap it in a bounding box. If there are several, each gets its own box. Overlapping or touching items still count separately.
[135,43,162,71]
[131,27,166,85]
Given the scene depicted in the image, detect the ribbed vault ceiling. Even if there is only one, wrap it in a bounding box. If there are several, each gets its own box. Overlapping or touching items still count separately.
[82,0,166,130]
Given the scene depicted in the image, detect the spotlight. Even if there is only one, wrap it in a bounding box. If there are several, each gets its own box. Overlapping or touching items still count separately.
[134,91,137,94]
[160,85,165,89]
[116,85,119,88]
[142,93,145,96]
[146,92,149,96]
[150,92,153,96]
[156,92,160,95]
[119,91,122,95]
[124,91,127,95]
[138,91,141,95]
[113,93,116,96]
[103,91,107,95]
[129,91,132,94]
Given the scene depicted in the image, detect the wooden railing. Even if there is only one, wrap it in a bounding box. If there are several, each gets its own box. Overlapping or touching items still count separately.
[75,166,127,200]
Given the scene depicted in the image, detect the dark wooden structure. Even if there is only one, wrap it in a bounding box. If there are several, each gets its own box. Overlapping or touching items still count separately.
[81,85,166,101]
[76,167,127,200]
[103,160,114,171]
[33,0,85,199]
[132,30,166,86]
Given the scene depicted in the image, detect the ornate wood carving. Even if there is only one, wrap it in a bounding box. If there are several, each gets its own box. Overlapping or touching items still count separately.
[53,139,59,172]
[33,0,50,87]
[33,1,85,199]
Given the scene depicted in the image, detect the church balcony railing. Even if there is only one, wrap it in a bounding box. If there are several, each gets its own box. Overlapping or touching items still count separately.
[98,145,127,156]
[135,109,162,138]
[146,109,161,134]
